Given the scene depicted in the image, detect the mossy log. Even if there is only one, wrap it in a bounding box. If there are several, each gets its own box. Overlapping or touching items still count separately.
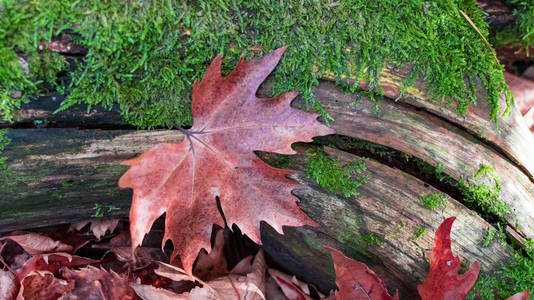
[1,77,533,297]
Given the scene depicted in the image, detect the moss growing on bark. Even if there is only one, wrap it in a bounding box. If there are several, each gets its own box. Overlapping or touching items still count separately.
[420,192,448,210]
[493,0,534,51]
[1,0,513,127]
[305,148,368,197]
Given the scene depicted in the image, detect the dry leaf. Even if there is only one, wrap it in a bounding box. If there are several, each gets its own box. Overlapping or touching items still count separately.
[119,47,334,273]
[18,271,74,300]
[188,250,266,300]
[58,266,136,300]
[268,268,314,300]
[0,270,17,300]
[69,220,119,240]
[1,233,72,255]
[325,246,398,300]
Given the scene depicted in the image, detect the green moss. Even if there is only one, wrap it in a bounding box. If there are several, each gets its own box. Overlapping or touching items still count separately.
[306,148,368,197]
[481,228,496,247]
[468,250,534,300]
[493,0,534,51]
[420,192,448,210]
[1,0,513,127]
[413,225,427,240]
[363,232,384,248]
[91,202,120,218]
[0,129,20,191]
[334,213,374,259]
[458,164,510,219]
[0,0,71,122]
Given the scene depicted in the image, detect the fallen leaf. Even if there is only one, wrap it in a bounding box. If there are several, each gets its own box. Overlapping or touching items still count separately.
[505,290,530,300]
[154,262,193,283]
[193,230,227,281]
[58,266,136,300]
[69,219,119,240]
[324,246,399,300]
[1,232,72,255]
[15,253,98,281]
[268,268,313,300]
[0,270,17,300]
[119,47,334,273]
[187,250,267,300]
[131,283,182,300]
[18,271,74,300]
[0,239,31,270]
[417,217,480,300]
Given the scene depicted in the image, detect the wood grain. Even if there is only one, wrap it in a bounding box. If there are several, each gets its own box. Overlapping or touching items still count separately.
[299,80,534,240]
[260,146,512,298]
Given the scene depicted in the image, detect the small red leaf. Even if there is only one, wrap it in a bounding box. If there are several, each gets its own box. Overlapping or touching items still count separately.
[417,217,480,300]
[324,246,399,300]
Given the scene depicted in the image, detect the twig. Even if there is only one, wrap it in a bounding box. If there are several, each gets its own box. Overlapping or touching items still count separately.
[459,10,500,64]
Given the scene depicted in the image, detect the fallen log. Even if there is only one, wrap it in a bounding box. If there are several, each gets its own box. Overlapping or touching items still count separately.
[1,77,532,297]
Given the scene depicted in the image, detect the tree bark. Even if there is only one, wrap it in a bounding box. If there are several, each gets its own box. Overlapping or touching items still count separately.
[1,76,533,297]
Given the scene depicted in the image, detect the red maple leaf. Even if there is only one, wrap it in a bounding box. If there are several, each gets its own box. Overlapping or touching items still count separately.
[119,47,334,273]
[324,246,399,300]
[417,216,480,300]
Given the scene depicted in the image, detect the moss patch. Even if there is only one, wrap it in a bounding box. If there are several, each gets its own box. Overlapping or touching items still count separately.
[468,246,534,300]
[420,192,448,210]
[1,0,513,127]
[493,0,534,51]
[458,164,510,219]
[412,225,427,240]
[305,148,368,197]
[363,232,384,248]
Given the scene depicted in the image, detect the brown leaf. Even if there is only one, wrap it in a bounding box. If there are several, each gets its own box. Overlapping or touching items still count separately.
[268,268,313,300]
[1,233,72,255]
[15,253,98,281]
[58,266,136,300]
[324,246,399,300]
[131,283,182,300]
[69,219,119,240]
[0,239,31,270]
[417,217,480,300]
[18,271,74,300]
[119,47,334,273]
[188,250,266,300]
[193,230,227,281]
[0,270,17,300]
[154,262,193,283]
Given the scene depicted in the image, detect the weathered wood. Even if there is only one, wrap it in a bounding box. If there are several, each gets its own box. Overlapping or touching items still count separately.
[302,80,534,240]
[0,94,124,128]
[0,128,182,231]
[0,78,528,296]
[260,146,512,298]
[325,65,534,181]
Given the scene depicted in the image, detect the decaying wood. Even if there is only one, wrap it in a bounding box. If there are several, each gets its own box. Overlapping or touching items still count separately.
[340,65,534,182]
[305,80,534,240]
[260,146,512,298]
[0,128,181,232]
[1,75,532,296]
